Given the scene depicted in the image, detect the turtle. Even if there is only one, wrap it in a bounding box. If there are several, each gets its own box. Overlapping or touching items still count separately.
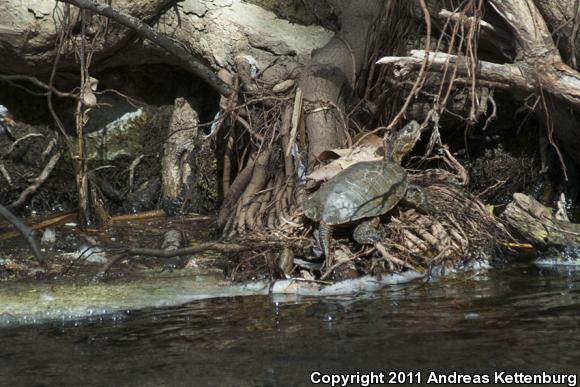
[303,120,426,265]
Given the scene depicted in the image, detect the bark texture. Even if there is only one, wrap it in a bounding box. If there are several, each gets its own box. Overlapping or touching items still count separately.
[161,97,199,205]
[298,0,385,162]
[0,0,333,85]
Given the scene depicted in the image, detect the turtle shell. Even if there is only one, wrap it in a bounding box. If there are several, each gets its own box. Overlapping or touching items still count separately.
[303,160,408,225]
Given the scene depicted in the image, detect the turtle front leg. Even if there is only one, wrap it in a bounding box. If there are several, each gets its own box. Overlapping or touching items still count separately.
[319,221,333,268]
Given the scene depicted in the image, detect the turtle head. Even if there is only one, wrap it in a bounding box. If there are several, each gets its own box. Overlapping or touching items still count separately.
[303,195,321,222]
[386,120,421,164]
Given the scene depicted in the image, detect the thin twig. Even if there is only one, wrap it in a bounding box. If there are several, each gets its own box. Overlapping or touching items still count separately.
[10,152,62,209]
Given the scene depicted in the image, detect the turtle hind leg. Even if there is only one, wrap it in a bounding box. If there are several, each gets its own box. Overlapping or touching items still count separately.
[318,221,333,268]
[404,184,428,211]
[353,217,385,245]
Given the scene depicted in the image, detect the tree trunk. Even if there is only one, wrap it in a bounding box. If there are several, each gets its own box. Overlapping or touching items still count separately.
[299,0,385,163]
[161,97,199,210]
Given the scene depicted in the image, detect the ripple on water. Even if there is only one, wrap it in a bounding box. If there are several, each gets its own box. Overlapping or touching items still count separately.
[0,266,579,386]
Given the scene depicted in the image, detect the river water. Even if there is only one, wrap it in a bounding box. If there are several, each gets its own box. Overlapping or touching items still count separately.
[0,265,579,386]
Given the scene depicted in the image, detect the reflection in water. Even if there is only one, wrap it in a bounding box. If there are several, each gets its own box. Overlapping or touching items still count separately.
[0,265,579,386]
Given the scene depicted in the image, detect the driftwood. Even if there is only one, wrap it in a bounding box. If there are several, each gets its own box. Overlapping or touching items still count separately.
[503,193,580,247]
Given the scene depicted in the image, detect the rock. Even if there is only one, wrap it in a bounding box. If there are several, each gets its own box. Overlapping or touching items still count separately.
[85,98,147,162]
[0,0,175,73]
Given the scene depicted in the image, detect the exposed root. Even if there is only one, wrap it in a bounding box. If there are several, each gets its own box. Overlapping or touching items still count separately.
[380,182,503,270]
[212,36,508,281]
[214,62,301,236]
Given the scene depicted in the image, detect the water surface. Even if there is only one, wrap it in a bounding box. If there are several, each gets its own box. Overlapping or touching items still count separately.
[1,265,579,386]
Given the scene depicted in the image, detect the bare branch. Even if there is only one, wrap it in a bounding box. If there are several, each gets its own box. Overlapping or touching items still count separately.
[0,74,79,99]
[437,9,511,43]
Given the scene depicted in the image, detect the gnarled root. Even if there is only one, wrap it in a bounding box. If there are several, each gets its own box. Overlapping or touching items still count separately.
[376,182,504,272]
[215,78,304,236]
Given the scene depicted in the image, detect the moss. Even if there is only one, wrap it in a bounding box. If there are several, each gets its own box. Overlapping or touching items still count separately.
[86,109,147,162]
[530,227,549,243]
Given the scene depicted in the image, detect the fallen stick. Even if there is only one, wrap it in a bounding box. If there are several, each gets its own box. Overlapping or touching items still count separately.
[0,210,77,241]
[110,209,166,223]
[126,242,255,258]
[97,241,263,278]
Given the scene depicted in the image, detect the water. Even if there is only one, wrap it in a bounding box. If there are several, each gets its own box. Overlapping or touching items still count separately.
[1,265,579,386]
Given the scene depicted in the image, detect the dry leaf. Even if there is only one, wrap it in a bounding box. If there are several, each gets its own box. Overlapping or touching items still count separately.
[308,144,383,182]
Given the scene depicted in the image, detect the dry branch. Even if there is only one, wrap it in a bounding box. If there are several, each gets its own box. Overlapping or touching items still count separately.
[380,0,580,113]
[110,210,166,222]
[378,50,532,92]
[0,75,78,99]
[0,211,77,241]
[437,9,510,43]
[125,241,255,258]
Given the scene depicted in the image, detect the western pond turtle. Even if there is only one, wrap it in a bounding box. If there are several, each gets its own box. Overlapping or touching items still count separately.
[303,121,426,265]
